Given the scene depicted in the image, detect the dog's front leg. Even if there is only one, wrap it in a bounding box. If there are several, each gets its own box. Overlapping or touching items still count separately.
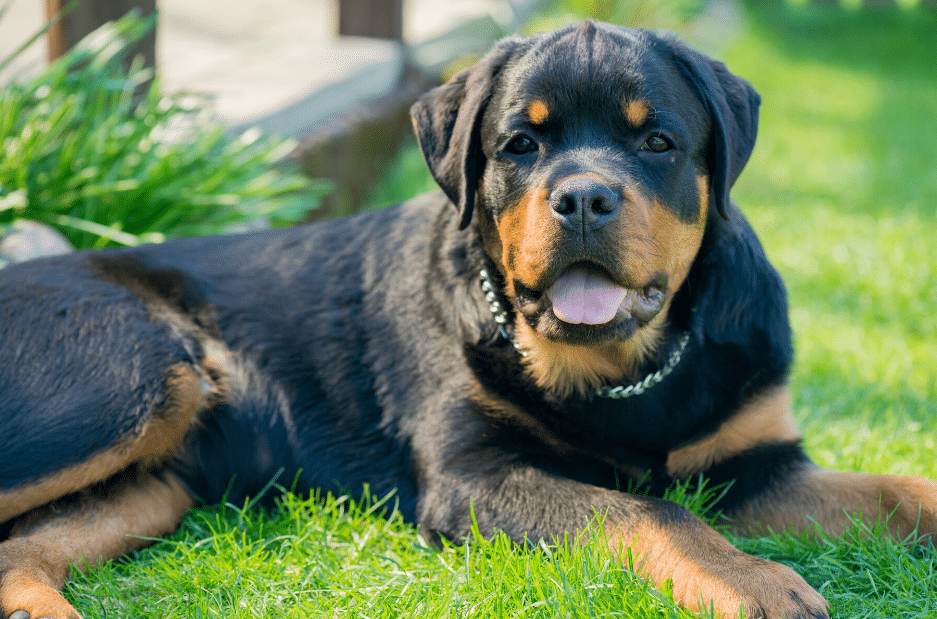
[418,463,828,619]
[0,468,193,619]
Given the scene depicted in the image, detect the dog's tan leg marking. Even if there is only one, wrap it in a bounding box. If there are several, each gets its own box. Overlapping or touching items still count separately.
[0,363,210,525]
[666,385,802,478]
[731,466,937,541]
[0,471,193,619]
[664,384,937,542]
[606,507,828,618]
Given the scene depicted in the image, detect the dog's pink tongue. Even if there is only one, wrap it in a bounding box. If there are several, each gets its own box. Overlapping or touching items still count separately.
[547,267,629,325]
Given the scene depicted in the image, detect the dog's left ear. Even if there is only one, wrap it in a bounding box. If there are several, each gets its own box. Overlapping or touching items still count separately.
[660,38,761,220]
[411,38,525,230]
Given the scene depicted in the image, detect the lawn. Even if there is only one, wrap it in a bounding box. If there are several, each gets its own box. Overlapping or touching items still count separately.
[66,3,937,617]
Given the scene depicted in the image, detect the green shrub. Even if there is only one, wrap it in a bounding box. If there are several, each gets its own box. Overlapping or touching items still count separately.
[0,12,326,249]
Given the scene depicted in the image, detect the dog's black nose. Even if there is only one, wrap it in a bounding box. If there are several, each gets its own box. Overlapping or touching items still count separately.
[550,177,619,228]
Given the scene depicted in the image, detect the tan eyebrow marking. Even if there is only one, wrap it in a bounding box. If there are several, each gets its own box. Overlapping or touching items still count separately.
[526,100,550,125]
[625,98,651,127]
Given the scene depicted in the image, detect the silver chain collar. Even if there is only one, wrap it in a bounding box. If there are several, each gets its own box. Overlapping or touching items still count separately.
[479,268,690,399]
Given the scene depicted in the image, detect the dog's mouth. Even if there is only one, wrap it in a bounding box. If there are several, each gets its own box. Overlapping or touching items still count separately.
[545,265,665,325]
[514,263,666,343]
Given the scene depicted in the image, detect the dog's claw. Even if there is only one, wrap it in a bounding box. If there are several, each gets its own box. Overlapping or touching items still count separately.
[9,612,60,619]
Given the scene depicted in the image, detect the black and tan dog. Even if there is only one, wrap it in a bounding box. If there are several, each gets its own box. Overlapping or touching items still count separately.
[1,21,935,619]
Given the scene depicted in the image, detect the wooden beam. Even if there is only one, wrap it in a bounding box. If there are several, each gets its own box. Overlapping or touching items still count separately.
[338,0,403,41]
[45,0,157,68]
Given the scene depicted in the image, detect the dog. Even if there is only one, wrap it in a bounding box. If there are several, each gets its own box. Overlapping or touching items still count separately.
[1,20,935,619]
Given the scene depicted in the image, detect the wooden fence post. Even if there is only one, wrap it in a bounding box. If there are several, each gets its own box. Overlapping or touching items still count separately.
[45,0,157,69]
[338,0,403,40]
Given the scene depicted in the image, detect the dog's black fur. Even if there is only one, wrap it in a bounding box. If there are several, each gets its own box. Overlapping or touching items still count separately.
[2,21,936,619]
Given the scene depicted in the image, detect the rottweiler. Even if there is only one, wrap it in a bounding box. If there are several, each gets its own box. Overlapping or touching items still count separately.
[1,20,935,619]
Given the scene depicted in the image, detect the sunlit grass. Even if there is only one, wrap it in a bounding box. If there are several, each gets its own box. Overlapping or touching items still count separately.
[727,4,937,485]
[69,491,705,619]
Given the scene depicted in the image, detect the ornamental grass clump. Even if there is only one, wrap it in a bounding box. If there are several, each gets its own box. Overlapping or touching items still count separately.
[0,12,325,249]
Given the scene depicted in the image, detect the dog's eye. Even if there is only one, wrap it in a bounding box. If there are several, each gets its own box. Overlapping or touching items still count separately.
[641,135,672,153]
[504,135,538,155]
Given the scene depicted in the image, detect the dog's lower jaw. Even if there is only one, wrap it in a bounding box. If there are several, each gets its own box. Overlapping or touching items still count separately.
[512,315,666,400]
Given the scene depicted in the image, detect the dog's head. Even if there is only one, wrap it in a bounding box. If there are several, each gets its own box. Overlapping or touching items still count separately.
[412,21,761,395]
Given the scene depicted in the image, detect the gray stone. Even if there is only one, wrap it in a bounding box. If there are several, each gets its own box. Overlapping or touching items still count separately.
[0,220,74,268]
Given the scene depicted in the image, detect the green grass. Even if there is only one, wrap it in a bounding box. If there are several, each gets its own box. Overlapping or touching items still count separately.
[62,3,937,617]
[67,491,701,619]
[727,4,937,482]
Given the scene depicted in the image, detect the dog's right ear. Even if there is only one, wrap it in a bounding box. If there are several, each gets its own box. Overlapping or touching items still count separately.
[411,38,524,230]
[654,35,760,221]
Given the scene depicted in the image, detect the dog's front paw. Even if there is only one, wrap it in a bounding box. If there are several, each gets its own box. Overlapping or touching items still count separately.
[623,522,828,619]
[668,553,828,619]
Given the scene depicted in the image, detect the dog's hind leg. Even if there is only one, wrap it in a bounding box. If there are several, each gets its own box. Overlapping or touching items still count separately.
[0,468,193,619]
[0,354,212,618]
[725,466,937,542]
[0,253,222,527]
[0,361,212,526]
